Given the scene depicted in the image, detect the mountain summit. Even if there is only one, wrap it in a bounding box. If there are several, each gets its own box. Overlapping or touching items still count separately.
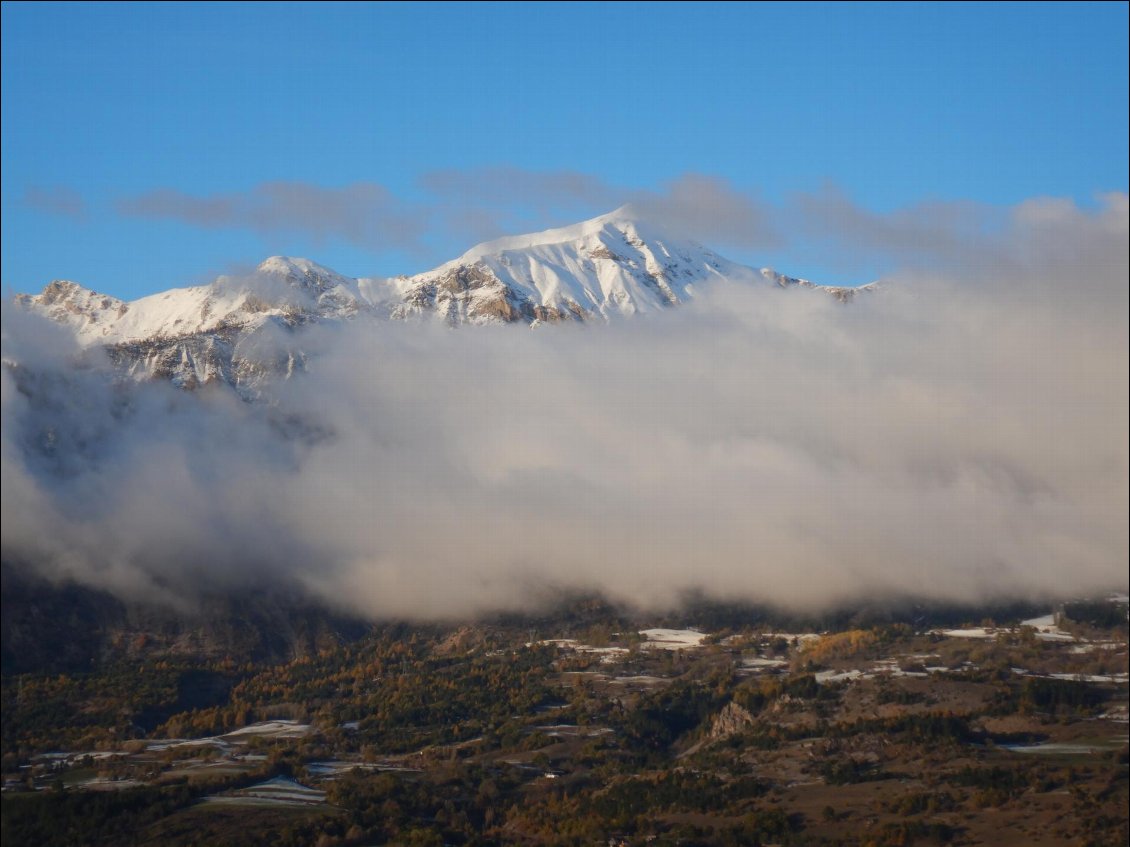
[381,206,763,325]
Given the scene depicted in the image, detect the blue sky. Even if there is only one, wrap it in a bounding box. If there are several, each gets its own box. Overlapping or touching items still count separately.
[2,1,1127,299]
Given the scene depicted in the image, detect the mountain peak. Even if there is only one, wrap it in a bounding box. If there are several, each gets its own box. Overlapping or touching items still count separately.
[255,256,341,279]
[245,257,362,306]
[24,279,125,316]
[591,203,644,225]
[450,206,677,267]
[37,279,109,305]
[390,207,752,326]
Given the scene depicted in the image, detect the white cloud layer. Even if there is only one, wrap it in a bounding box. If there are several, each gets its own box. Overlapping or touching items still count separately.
[2,194,1126,618]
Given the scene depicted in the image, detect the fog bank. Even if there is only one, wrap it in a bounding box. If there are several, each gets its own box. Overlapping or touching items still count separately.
[2,195,1126,618]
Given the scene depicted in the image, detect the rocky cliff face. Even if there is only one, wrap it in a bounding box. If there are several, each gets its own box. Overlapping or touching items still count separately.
[708,701,758,742]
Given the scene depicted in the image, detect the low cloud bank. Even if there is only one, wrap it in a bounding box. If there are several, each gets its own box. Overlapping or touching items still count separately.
[2,194,1126,618]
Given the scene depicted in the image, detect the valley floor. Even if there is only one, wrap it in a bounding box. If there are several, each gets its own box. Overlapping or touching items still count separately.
[2,603,1127,846]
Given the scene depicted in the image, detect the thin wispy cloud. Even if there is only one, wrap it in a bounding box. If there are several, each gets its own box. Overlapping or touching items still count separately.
[107,170,781,265]
[419,168,780,253]
[419,167,619,211]
[787,185,1003,271]
[27,168,1119,314]
[107,169,1089,279]
[23,185,87,221]
[117,181,430,254]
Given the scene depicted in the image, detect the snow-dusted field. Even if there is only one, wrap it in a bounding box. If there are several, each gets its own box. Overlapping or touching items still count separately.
[1018,614,1077,642]
[223,720,313,740]
[536,724,615,738]
[207,776,325,807]
[1004,737,1129,755]
[146,737,230,752]
[639,628,707,650]
[71,776,143,791]
[815,669,867,684]
[739,657,790,670]
[937,627,998,639]
[145,720,312,753]
[304,760,378,777]
[538,639,632,661]
[937,610,1075,642]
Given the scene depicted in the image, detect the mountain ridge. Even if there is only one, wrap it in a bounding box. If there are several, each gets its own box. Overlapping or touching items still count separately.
[13,208,872,393]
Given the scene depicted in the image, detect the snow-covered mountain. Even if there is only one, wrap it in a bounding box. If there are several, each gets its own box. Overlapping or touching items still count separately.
[15,256,377,393]
[380,206,867,324]
[19,256,367,347]
[12,208,866,393]
[385,207,760,324]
